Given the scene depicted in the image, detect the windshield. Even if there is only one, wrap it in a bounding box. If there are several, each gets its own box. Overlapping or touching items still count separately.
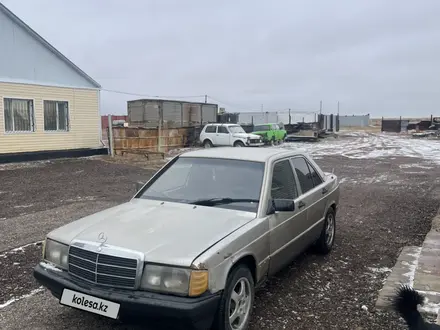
[138,157,265,212]
[228,125,246,134]
[254,125,270,131]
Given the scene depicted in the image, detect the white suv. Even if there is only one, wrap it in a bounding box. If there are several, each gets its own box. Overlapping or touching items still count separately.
[199,123,264,148]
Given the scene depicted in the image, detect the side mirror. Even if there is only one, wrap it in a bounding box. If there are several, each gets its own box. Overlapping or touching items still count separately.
[135,181,145,192]
[267,199,295,215]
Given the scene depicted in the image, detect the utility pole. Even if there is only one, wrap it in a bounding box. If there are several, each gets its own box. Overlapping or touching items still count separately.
[319,100,322,115]
[288,108,291,125]
[337,101,340,115]
[204,95,207,103]
[261,104,264,112]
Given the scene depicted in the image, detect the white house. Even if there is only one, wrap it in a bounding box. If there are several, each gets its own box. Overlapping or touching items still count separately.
[0,2,106,163]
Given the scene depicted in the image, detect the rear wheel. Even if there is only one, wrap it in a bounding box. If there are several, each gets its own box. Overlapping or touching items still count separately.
[315,208,336,254]
[204,140,213,148]
[212,265,254,330]
[234,141,245,147]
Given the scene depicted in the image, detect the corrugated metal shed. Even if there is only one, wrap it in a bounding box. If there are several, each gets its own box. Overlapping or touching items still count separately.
[127,99,218,128]
[238,111,316,125]
[339,114,370,127]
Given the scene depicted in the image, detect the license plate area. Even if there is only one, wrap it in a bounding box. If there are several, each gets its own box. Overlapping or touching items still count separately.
[60,288,120,319]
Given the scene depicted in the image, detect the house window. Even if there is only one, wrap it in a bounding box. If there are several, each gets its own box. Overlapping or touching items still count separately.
[4,98,35,132]
[44,101,69,131]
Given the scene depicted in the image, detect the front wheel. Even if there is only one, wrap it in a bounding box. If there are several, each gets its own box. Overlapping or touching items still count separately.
[234,141,245,147]
[204,140,213,148]
[212,265,255,330]
[315,208,336,254]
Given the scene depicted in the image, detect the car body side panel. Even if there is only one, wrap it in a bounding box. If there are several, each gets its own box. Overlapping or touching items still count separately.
[191,217,270,293]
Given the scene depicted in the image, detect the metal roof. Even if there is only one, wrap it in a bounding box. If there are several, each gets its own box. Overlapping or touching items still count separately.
[0,2,101,89]
[180,147,306,162]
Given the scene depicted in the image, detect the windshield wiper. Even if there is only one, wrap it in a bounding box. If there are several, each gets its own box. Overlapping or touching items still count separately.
[189,198,259,207]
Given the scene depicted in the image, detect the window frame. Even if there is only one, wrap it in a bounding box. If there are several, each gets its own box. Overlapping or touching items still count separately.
[217,126,230,134]
[43,99,70,132]
[3,97,36,134]
[289,156,324,195]
[204,125,216,133]
[306,160,324,187]
[269,157,299,200]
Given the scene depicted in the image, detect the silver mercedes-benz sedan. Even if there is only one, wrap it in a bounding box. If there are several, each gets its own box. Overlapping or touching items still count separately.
[34,147,340,330]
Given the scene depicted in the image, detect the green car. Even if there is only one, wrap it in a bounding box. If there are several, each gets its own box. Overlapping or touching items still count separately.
[252,123,287,145]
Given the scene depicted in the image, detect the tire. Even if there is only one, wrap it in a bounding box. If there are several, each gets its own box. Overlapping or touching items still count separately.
[315,208,336,254]
[234,141,245,147]
[270,136,276,146]
[212,265,255,330]
[204,140,213,148]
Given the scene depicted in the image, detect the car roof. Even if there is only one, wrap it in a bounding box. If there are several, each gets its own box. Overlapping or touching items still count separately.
[206,123,240,126]
[179,147,306,162]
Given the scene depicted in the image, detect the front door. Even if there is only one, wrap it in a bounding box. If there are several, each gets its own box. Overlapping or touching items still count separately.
[268,159,308,275]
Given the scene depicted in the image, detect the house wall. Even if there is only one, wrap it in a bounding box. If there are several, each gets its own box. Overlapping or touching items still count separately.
[0,8,97,89]
[0,82,101,154]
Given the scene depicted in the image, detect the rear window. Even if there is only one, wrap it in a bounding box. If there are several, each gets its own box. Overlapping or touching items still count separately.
[205,125,216,133]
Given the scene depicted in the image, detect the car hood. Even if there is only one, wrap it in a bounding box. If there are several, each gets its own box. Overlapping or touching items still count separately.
[47,199,256,267]
[232,132,261,139]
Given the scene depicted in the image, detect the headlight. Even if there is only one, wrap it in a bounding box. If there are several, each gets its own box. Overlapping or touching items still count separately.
[140,264,208,297]
[44,239,69,269]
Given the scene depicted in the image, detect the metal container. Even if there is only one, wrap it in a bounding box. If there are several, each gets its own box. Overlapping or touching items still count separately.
[128,99,218,128]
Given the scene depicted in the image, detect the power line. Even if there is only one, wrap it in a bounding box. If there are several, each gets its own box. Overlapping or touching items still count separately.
[208,95,317,113]
[101,89,318,113]
[101,88,206,100]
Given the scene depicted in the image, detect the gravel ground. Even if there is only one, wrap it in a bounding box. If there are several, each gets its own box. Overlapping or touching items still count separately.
[1,134,440,329]
[0,157,155,220]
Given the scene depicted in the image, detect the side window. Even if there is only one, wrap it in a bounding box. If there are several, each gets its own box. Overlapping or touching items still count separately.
[205,125,216,133]
[271,160,298,200]
[307,162,323,187]
[218,126,229,134]
[291,158,315,194]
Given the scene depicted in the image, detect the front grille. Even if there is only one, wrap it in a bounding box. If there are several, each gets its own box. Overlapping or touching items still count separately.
[68,246,138,289]
[249,139,260,143]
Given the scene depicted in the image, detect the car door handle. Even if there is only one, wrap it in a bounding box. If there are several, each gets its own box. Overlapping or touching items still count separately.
[298,201,306,209]
[322,187,328,194]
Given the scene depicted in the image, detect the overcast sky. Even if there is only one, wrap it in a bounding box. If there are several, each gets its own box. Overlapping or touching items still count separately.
[2,0,440,117]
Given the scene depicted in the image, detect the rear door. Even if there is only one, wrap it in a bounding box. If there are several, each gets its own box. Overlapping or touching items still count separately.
[290,157,327,237]
[203,125,217,144]
[216,126,231,145]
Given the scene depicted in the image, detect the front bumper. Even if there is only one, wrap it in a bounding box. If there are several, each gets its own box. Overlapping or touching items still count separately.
[34,263,221,329]
[246,142,265,147]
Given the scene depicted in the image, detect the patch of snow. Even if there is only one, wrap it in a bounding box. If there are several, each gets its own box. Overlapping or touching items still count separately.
[338,178,348,184]
[401,247,422,287]
[0,287,44,309]
[399,163,434,170]
[368,267,392,274]
[40,261,62,272]
[420,298,440,315]
[278,132,440,164]
[0,160,52,171]
[0,241,43,258]
[13,204,34,209]
[63,196,98,202]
